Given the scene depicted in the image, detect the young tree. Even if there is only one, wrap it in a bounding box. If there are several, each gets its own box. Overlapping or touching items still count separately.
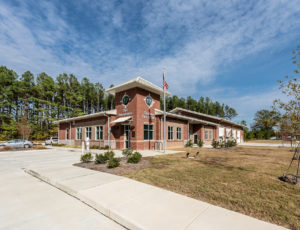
[17,115,31,139]
[273,45,300,137]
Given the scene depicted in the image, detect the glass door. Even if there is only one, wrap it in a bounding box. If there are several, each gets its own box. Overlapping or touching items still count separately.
[194,134,198,144]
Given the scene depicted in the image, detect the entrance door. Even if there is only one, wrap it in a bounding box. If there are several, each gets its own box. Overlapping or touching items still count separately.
[124,125,130,149]
[194,134,198,144]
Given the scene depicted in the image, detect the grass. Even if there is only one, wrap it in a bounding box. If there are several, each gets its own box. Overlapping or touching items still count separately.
[245,139,291,144]
[122,146,300,230]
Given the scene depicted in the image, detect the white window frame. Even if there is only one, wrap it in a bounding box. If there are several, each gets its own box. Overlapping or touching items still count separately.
[85,127,92,139]
[168,126,174,140]
[177,127,182,140]
[96,126,103,140]
[144,124,154,140]
[205,130,208,140]
[76,127,82,140]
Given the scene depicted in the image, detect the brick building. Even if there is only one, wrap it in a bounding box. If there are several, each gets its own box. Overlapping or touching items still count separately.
[56,77,244,150]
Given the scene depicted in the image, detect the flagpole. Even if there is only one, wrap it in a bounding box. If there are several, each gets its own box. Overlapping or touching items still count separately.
[163,71,166,153]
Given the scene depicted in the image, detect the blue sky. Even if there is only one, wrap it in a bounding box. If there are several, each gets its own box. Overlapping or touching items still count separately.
[0,0,299,126]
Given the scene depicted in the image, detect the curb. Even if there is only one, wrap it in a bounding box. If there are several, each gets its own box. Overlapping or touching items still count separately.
[23,168,144,230]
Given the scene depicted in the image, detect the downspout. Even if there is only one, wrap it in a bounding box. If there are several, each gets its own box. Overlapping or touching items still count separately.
[69,122,72,145]
[187,121,190,141]
[104,113,111,151]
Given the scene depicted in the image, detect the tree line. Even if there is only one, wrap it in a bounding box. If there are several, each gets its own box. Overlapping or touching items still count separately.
[0,66,115,140]
[0,66,239,141]
[161,96,238,120]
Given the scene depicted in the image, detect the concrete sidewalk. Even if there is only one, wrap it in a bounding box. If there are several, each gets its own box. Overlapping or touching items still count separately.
[25,165,286,230]
[48,146,183,157]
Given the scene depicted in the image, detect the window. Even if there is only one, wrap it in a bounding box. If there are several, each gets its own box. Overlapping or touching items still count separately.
[96,126,103,140]
[76,128,82,140]
[66,128,69,139]
[168,126,173,140]
[205,130,212,140]
[86,127,92,139]
[144,124,154,140]
[177,127,182,140]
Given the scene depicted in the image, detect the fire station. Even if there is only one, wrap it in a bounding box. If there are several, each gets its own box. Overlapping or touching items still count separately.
[56,77,244,150]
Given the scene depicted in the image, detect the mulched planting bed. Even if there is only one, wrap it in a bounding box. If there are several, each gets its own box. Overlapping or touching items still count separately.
[74,157,151,175]
[0,145,47,151]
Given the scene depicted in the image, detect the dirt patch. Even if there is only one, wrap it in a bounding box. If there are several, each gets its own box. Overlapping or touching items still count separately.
[74,157,151,175]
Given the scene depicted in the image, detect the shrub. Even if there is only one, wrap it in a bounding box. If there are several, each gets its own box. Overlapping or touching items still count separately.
[185,139,193,147]
[80,152,93,163]
[197,140,204,148]
[122,149,133,157]
[211,139,219,148]
[219,140,225,148]
[90,145,100,149]
[107,157,121,168]
[103,145,109,150]
[95,153,107,164]
[127,152,142,164]
[104,151,115,160]
[0,146,12,151]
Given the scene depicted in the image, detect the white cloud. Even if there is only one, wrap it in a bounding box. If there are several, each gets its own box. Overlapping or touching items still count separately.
[0,0,299,122]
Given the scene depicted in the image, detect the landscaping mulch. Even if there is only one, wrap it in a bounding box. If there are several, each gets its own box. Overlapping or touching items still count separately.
[74,157,151,175]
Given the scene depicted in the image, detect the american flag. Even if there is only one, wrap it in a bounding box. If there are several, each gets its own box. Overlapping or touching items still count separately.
[163,72,169,90]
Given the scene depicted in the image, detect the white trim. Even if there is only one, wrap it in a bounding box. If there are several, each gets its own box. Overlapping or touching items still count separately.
[105,77,171,97]
[85,127,92,140]
[168,126,174,140]
[95,125,104,140]
[76,127,82,140]
[111,116,132,124]
[176,127,182,140]
[54,109,116,124]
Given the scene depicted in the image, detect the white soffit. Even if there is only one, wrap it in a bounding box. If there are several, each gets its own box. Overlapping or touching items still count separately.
[110,116,132,124]
[105,77,171,97]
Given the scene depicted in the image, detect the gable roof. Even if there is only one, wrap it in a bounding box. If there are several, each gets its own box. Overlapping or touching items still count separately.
[170,107,245,128]
[105,77,171,97]
[54,109,116,124]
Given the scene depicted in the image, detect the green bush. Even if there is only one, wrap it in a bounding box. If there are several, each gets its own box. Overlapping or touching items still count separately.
[95,153,107,164]
[127,152,142,164]
[211,139,219,148]
[104,151,115,160]
[185,139,193,147]
[90,145,100,149]
[80,152,93,163]
[219,140,225,148]
[103,145,109,150]
[122,149,133,157]
[107,157,121,168]
[197,140,204,147]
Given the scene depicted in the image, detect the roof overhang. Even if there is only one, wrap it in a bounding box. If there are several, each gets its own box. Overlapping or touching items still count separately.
[155,109,218,126]
[170,107,245,128]
[110,116,132,124]
[54,110,116,124]
[105,77,171,97]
